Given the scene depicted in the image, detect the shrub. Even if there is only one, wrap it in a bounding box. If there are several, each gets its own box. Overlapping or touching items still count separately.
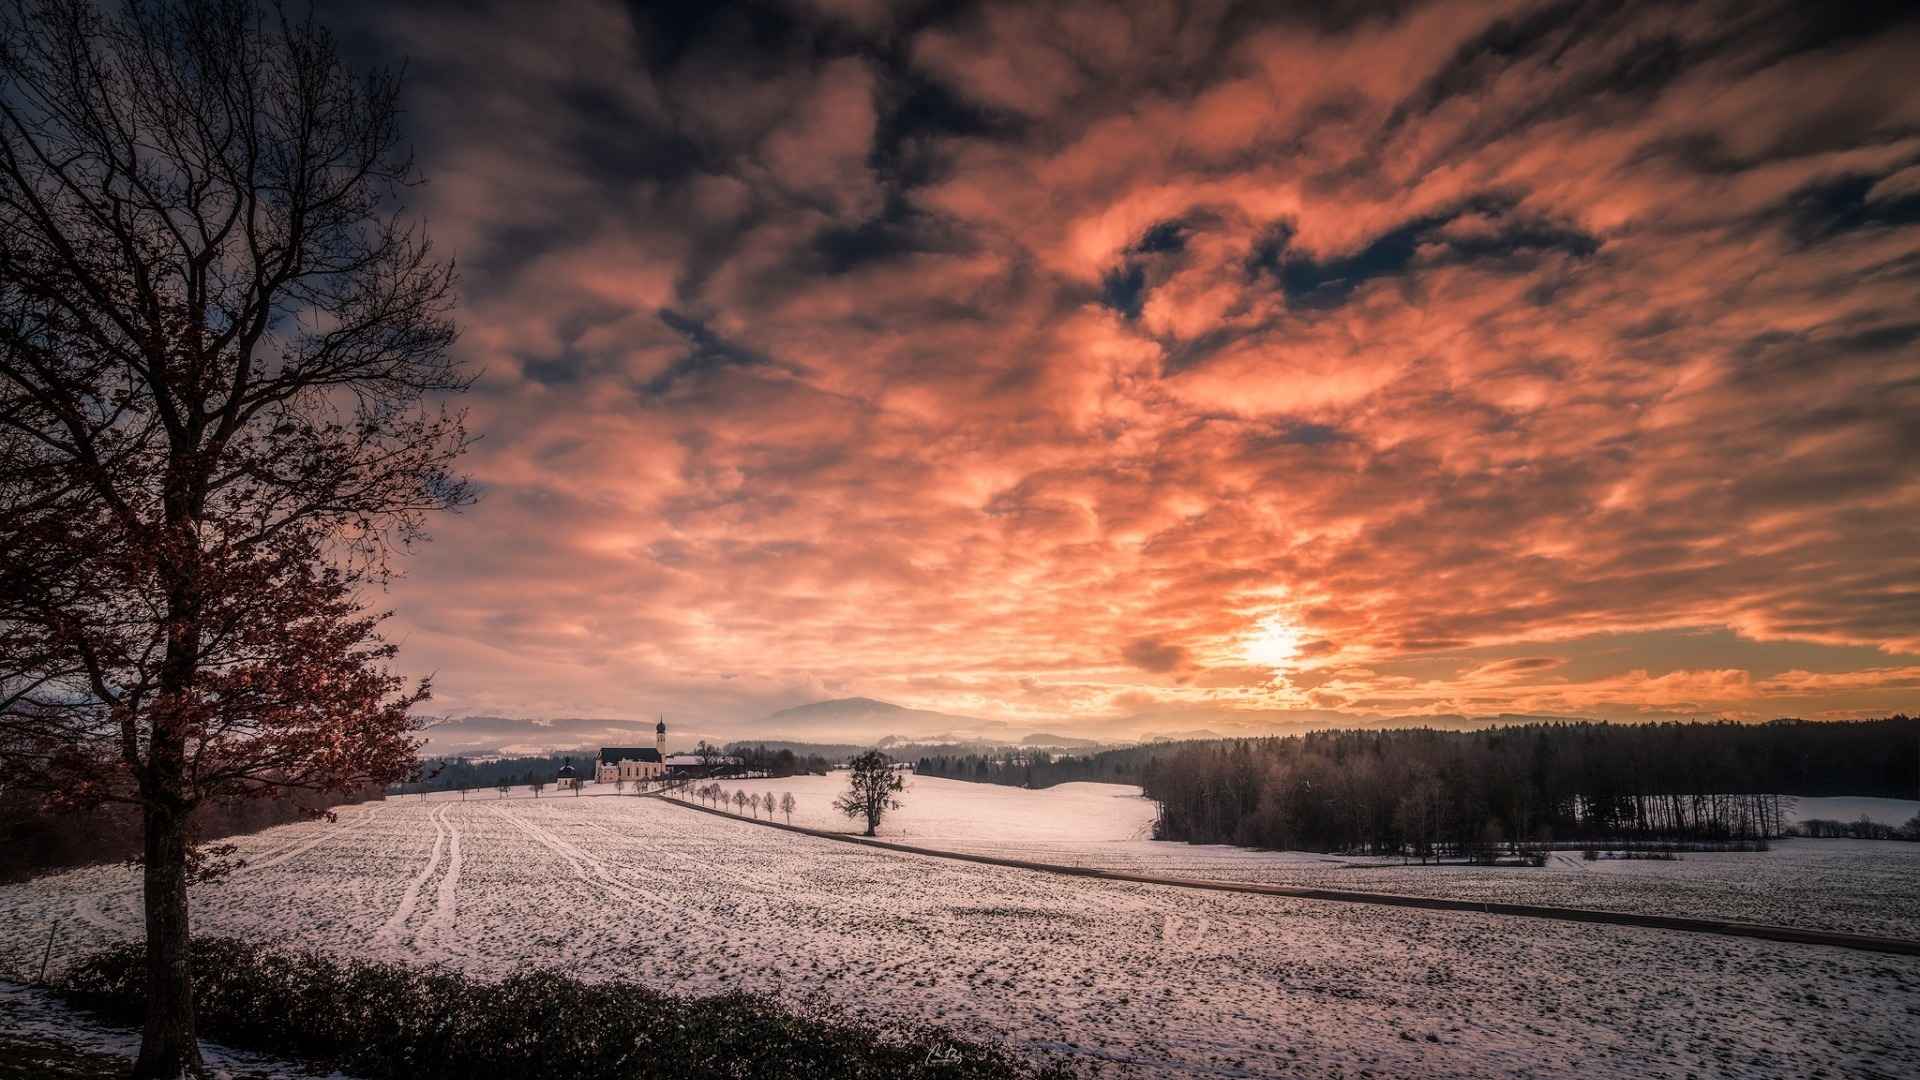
[62,939,1069,1080]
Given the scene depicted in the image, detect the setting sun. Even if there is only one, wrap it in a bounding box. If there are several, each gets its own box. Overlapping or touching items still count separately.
[1243,617,1303,669]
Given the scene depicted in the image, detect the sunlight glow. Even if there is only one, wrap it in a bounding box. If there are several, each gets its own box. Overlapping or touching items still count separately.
[1242,616,1302,669]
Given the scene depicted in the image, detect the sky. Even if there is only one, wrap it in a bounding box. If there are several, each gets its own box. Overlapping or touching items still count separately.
[331,0,1920,753]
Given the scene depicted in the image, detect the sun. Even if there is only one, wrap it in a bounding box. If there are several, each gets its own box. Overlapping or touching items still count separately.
[1243,616,1302,669]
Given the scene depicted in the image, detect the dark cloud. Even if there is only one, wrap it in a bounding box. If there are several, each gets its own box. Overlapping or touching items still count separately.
[1122,638,1192,675]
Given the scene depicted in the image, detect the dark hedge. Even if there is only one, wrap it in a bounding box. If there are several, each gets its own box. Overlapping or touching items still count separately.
[61,938,1072,1080]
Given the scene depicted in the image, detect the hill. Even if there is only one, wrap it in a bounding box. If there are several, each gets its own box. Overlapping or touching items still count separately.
[757,697,1005,743]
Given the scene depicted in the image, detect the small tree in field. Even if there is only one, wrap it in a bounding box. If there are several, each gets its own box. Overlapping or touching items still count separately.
[614,777,625,794]
[834,752,905,837]
[530,781,545,799]
[733,790,748,815]
[781,792,796,824]
[496,781,511,800]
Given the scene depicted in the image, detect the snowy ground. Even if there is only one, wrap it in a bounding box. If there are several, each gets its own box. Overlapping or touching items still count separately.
[1,793,1916,1078]
[714,775,1920,938]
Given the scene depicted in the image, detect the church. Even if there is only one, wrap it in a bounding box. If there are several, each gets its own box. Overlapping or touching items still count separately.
[596,717,668,783]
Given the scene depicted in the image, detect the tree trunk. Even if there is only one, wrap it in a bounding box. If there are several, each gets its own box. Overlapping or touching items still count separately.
[137,487,206,1079]
[133,798,202,1079]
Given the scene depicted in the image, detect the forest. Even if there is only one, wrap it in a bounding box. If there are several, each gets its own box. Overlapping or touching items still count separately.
[915,746,1144,787]
[923,716,1919,855]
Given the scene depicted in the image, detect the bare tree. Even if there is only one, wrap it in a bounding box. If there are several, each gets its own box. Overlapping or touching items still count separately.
[530,780,544,799]
[781,791,795,824]
[834,752,904,836]
[732,789,747,815]
[495,780,511,800]
[0,2,468,1074]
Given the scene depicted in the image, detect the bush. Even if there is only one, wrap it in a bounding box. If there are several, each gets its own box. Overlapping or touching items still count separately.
[62,939,1069,1080]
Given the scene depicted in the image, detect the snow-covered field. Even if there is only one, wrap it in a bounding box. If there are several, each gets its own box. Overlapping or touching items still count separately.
[715,775,1920,938]
[2,792,1916,1078]
[1792,795,1920,826]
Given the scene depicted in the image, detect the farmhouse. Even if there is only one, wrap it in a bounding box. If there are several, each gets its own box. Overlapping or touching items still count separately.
[596,718,668,783]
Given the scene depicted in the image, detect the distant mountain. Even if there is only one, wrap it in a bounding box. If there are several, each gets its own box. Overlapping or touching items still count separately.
[1142,729,1225,743]
[1020,732,1104,748]
[758,697,1000,743]
[722,739,867,760]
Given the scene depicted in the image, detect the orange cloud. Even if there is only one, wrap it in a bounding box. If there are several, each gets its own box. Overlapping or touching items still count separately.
[332,1,1920,744]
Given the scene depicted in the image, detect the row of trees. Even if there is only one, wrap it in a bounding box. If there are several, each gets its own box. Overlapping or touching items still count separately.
[726,743,834,777]
[689,783,797,823]
[1138,718,1920,855]
[392,754,602,796]
[1799,815,1920,841]
[914,748,1137,788]
[686,752,908,837]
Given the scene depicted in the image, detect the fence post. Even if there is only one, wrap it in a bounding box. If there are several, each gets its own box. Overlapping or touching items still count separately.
[37,920,58,985]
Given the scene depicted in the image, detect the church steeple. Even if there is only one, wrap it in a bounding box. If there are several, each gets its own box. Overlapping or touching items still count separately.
[655,715,666,757]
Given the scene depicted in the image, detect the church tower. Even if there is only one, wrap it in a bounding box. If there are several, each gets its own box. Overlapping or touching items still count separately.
[655,715,667,758]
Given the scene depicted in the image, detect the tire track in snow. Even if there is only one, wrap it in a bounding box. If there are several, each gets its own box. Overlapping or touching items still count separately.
[418,803,464,958]
[71,887,134,936]
[373,804,446,950]
[488,803,672,911]
[487,803,736,942]
[248,803,386,873]
[1158,910,1212,950]
[52,803,394,943]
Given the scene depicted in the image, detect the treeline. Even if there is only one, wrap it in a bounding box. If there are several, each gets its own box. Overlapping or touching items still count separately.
[390,744,834,797]
[1800,816,1920,841]
[914,748,1143,787]
[727,744,834,776]
[1140,717,1919,855]
[0,784,383,884]
[390,752,594,795]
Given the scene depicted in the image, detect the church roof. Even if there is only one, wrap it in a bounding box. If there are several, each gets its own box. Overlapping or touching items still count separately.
[600,746,663,764]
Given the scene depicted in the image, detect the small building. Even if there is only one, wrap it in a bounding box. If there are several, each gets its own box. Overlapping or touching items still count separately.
[664,753,736,776]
